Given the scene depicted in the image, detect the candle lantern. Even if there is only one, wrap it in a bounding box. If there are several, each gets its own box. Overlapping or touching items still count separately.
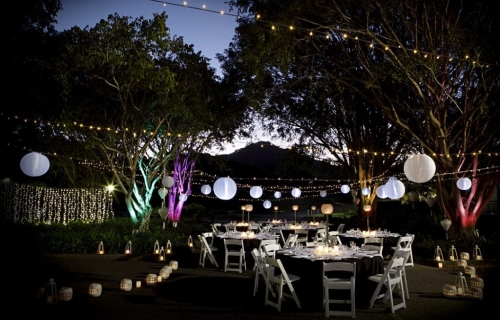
[245,204,253,224]
[442,284,457,298]
[455,272,468,296]
[88,283,102,297]
[471,277,484,289]
[166,240,172,254]
[125,240,132,254]
[146,274,157,286]
[457,259,467,268]
[188,235,193,248]
[153,240,160,254]
[292,205,299,225]
[273,206,279,221]
[97,241,104,254]
[469,287,483,300]
[58,287,73,301]
[136,281,141,288]
[460,252,470,260]
[448,245,458,261]
[169,260,178,270]
[464,266,476,278]
[159,267,170,280]
[472,245,483,260]
[158,246,165,261]
[120,278,132,291]
[321,204,334,245]
[157,275,163,282]
[438,262,443,268]
[434,246,444,261]
[45,278,58,305]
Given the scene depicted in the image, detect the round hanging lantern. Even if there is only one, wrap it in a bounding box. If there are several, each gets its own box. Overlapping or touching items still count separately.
[213,177,237,200]
[200,184,211,195]
[250,186,263,198]
[376,185,387,199]
[245,204,253,212]
[384,177,405,200]
[354,198,360,205]
[456,177,472,191]
[158,187,168,199]
[179,193,188,202]
[319,190,327,197]
[291,188,301,198]
[440,219,452,231]
[361,187,370,196]
[321,204,334,214]
[162,175,174,188]
[363,204,372,211]
[340,185,350,194]
[403,154,436,183]
[158,207,168,219]
[20,152,50,177]
[263,200,272,209]
[274,191,281,198]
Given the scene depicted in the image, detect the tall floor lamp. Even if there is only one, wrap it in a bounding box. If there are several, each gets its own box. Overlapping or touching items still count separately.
[321,204,334,246]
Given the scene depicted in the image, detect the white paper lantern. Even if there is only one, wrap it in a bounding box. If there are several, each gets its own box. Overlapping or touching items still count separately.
[361,187,370,196]
[20,152,50,177]
[408,191,418,202]
[162,175,174,188]
[425,197,437,207]
[213,177,237,200]
[120,279,132,291]
[179,193,188,202]
[384,177,405,200]
[88,283,102,297]
[274,191,281,198]
[403,154,436,183]
[320,190,327,197]
[263,200,272,209]
[158,187,168,199]
[250,186,263,198]
[158,207,168,219]
[340,185,350,194]
[376,185,387,199]
[58,287,73,301]
[200,184,211,195]
[456,177,472,191]
[291,188,301,198]
[169,260,179,270]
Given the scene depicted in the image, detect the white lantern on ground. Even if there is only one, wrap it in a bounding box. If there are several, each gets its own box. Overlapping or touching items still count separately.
[58,287,73,301]
[146,274,157,286]
[456,177,472,191]
[376,185,387,199]
[404,154,436,183]
[250,186,263,198]
[162,175,174,188]
[88,283,102,297]
[213,177,237,200]
[20,152,50,177]
[274,191,281,198]
[263,200,272,209]
[200,184,211,195]
[384,177,405,200]
[340,185,350,194]
[291,188,301,198]
[320,190,327,197]
[169,260,179,270]
[120,279,132,291]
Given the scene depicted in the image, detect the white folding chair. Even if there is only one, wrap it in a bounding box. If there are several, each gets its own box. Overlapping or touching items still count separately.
[202,231,215,247]
[314,228,327,244]
[327,233,342,246]
[323,261,356,318]
[252,239,278,270]
[368,253,407,313]
[264,256,301,311]
[223,238,247,273]
[361,237,383,254]
[391,235,414,267]
[337,223,345,234]
[389,248,411,299]
[263,243,281,258]
[270,228,285,246]
[295,229,309,246]
[251,248,276,298]
[283,233,298,249]
[210,223,223,236]
[198,234,219,268]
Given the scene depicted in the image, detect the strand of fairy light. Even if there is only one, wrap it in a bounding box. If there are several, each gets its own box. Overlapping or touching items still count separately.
[148,1,498,68]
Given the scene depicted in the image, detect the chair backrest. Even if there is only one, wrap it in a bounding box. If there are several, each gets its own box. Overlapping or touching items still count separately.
[264,256,293,283]
[283,233,298,248]
[386,255,406,277]
[397,235,414,250]
[263,243,281,258]
[361,244,383,254]
[224,238,244,251]
[202,232,214,245]
[198,234,213,254]
[323,261,356,280]
[392,248,411,264]
[295,229,309,243]
[211,223,222,235]
[337,223,345,233]
[225,224,236,232]
[314,228,327,242]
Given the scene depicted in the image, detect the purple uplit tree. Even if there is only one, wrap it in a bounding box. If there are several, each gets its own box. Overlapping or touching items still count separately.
[167,153,195,225]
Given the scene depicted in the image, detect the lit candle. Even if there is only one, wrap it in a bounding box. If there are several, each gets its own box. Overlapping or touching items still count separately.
[436,256,441,261]
[136,281,141,288]
[155,249,159,254]
[450,256,455,261]
[125,249,130,254]
[157,275,162,282]
[457,288,463,295]
[438,262,443,268]
[167,249,171,254]
[99,250,104,255]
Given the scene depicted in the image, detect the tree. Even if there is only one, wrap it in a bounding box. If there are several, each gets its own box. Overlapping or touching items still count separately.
[227,0,500,237]
[54,13,247,230]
